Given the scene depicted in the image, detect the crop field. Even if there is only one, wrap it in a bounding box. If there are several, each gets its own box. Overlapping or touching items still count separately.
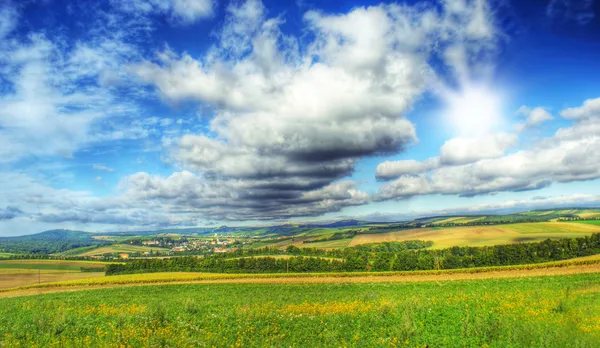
[75,244,170,256]
[432,216,468,224]
[524,209,600,218]
[1,272,599,347]
[508,222,600,234]
[349,223,600,249]
[0,260,109,271]
[91,235,132,242]
[0,260,110,290]
[574,210,600,218]
[0,269,104,290]
[2,258,599,296]
[570,254,600,261]
[254,237,304,249]
[450,217,486,224]
[257,237,351,249]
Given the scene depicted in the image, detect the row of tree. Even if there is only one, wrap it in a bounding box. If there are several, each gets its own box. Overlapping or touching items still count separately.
[105,234,600,275]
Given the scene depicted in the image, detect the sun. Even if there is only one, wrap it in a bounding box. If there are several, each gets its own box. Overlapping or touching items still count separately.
[443,85,503,137]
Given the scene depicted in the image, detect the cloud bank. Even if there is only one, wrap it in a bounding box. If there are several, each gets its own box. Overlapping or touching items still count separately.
[126,0,500,221]
[376,99,600,200]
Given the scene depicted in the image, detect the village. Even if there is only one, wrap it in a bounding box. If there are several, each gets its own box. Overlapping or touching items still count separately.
[115,233,242,259]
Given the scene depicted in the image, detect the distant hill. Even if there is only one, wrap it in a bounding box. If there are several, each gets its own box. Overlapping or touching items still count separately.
[0,229,109,254]
[4,208,600,255]
[301,219,363,228]
[102,227,220,237]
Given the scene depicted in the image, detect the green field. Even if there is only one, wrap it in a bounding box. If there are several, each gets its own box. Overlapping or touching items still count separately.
[57,245,102,256]
[299,238,353,249]
[1,273,599,347]
[507,222,600,234]
[574,220,600,226]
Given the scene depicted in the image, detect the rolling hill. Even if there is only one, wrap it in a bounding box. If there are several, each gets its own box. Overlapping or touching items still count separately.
[0,230,109,254]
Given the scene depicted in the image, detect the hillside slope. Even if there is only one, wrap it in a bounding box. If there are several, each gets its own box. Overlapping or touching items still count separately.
[0,230,108,254]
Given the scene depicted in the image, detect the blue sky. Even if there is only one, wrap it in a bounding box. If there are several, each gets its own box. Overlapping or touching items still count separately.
[0,0,599,235]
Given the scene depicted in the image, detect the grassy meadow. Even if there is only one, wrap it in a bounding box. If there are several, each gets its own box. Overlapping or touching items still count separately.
[1,273,599,347]
[574,220,600,226]
[298,238,353,249]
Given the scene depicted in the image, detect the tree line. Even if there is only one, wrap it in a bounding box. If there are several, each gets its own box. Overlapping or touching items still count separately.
[105,234,600,275]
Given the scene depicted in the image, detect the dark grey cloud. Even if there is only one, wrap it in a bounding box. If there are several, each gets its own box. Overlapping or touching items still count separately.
[118,171,369,221]
[0,206,22,221]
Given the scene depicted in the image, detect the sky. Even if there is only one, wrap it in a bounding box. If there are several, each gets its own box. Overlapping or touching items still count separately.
[0,0,599,236]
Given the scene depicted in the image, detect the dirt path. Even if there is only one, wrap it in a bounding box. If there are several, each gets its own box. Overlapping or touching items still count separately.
[2,263,600,299]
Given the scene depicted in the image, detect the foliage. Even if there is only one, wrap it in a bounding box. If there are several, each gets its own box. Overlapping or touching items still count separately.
[79,267,105,273]
[351,240,433,252]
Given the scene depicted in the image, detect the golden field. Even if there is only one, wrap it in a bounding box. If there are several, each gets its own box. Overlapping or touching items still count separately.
[349,222,600,248]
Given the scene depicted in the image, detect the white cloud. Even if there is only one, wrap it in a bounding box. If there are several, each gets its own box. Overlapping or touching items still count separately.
[455,194,600,214]
[93,164,114,172]
[376,132,516,180]
[439,132,517,165]
[377,100,600,200]
[0,171,205,235]
[0,35,101,161]
[561,97,600,121]
[0,3,18,40]
[376,158,440,180]
[515,106,553,132]
[131,0,499,220]
[0,0,506,232]
[0,4,157,163]
[359,193,600,222]
[112,0,214,24]
[172,0,214,23]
